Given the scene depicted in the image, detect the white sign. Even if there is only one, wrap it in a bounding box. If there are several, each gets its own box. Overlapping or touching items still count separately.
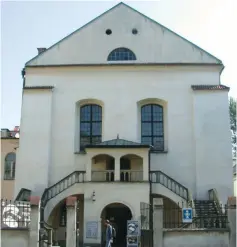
[86,221,98,238]
[127,220,140,236]
[182,208,193,223]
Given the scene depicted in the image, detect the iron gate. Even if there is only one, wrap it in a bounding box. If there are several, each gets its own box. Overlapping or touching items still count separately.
[140,202,153,247]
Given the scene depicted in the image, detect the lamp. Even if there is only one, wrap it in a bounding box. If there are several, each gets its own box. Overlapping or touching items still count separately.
[92,191,96,202]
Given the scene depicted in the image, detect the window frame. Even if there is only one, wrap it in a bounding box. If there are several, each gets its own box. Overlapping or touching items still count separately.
[107,47,136,61]
[4,152,16,180]
[80,104,102,151]
[141,104,164,151]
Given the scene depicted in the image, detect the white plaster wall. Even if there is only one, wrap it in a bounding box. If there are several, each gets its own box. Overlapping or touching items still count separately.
[83,183,149,244]
[18,66,231,203]
[43,182,149,244]
[26,4,220,66]
[193,91,233,202]
[14,90,53,197]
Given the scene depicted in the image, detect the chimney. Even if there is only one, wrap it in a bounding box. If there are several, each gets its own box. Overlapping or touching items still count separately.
[37,47,46,54]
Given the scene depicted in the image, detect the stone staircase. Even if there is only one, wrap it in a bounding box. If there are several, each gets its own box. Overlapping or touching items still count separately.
[195,200,218,217]
[193,200,227,228]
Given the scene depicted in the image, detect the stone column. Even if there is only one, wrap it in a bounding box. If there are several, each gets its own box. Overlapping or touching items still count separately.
[66,196,77,247]
[228,197,236,247]
[153,198,163,247]
[86,155,92,181]
[114,156,120,181]
[142,153,149,181]
[29,196,40,247]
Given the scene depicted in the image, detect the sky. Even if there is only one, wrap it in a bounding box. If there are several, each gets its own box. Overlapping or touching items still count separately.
[1,0,236,129]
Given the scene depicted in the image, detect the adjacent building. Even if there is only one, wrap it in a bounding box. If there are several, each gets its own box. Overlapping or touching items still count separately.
[1,127,19,200]
[13,3,233,247]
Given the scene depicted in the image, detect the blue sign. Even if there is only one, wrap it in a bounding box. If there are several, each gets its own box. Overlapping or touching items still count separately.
[182,208,193,223]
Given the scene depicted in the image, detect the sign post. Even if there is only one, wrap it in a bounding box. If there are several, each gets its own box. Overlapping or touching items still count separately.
[127,220,140,247]
[182,208,193,223]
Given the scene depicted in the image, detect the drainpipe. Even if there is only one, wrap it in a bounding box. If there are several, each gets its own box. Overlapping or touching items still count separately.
[148,148,153,238]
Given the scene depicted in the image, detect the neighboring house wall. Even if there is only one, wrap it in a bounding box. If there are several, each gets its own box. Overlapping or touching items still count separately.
[1,138,19,200]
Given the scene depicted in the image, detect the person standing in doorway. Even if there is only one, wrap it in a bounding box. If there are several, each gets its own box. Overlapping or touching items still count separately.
[105,220,113,247]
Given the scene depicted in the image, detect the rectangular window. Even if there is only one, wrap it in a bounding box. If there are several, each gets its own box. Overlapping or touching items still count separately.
[141,104,164,151]
[80,104,102,151]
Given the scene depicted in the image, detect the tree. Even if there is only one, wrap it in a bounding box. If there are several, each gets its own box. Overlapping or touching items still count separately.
[229,96,236,158]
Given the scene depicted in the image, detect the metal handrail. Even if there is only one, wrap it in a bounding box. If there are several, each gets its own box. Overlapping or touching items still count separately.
[150,170,189,200]
[208,188,224,214]
[187,191,196,216]
[39,170,86,246]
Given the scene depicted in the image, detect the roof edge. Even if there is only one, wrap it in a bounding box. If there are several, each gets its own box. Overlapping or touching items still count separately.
[25,63,224,68]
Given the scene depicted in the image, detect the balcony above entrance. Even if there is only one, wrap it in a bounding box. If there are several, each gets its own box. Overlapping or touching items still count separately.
[84,137,150,182]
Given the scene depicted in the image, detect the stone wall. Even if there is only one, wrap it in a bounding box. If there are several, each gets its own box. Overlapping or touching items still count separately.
[153,197,236,247]
[163,230,229,247]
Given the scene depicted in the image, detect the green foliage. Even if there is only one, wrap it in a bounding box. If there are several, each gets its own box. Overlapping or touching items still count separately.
[229,97,236,157]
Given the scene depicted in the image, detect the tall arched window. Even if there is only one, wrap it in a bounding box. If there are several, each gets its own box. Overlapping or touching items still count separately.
[4,152,16,180]
[80,104,102,150]
[107,48,136,61]
[141,104,164,151]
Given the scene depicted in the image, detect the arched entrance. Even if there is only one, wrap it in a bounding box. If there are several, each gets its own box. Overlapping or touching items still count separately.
[101,203,132,247]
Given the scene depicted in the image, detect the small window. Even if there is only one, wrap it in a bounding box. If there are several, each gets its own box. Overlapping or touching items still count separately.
[107,47,136,61]
[132,28,138,35]
[80,104,102,150]
[106,29,112,35]
[4,153,16,180]
[141,104,164,151]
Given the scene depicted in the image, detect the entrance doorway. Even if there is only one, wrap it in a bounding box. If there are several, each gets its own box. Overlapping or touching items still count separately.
[101,203,132,247]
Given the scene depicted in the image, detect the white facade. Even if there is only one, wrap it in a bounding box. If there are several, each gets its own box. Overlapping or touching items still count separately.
[14,2,233,246]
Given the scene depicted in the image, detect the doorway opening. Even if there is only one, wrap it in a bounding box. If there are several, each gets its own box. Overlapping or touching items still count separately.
[101,203,132,247]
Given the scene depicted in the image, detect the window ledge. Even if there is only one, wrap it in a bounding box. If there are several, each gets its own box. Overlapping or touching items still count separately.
[150,150,168,154]
[3,178,15,181]
[74,151,87,155]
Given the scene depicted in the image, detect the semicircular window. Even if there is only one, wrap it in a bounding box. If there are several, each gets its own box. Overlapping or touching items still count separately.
[107,47,136,61]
